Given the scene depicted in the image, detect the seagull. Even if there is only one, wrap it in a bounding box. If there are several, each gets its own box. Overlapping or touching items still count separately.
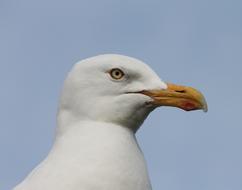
[14,54,207,190]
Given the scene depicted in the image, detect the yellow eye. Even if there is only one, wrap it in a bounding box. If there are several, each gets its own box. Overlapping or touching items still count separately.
[110,68,125,80]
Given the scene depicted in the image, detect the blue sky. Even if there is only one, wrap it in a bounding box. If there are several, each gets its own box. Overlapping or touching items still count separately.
[1,0,242,189]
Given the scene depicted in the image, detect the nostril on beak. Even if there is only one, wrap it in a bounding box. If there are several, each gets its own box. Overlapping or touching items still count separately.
[175,90,186,93]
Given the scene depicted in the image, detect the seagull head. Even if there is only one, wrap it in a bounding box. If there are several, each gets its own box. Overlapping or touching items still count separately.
[58,54,207,132]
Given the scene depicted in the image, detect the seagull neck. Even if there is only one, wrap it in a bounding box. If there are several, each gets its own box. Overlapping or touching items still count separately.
[53,120,141,159]
[56,109,138,136]
[55,118,137,144]
[55,110,140,153]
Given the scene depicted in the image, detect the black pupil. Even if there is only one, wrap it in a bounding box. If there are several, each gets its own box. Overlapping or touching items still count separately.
[115,71,120,76]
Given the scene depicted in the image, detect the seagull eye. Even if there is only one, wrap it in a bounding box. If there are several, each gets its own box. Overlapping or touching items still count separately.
[109,68,125,80]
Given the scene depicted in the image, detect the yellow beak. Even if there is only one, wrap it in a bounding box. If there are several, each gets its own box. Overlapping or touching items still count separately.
[141,83,208,112]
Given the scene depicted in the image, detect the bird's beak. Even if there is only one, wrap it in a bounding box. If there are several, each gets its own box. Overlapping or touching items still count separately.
[141,83,208,112]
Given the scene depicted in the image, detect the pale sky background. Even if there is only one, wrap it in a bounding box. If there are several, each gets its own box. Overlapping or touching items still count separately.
[1,0,242,189]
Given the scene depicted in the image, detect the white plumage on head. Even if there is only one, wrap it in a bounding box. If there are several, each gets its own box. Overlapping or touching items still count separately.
[58,54,167,133]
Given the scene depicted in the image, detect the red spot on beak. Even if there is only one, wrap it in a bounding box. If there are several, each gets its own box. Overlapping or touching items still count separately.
[183,102,197,111]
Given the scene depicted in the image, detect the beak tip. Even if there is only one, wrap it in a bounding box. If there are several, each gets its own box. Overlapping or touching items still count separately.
[203,107,208,113]
[202,100,208,113]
